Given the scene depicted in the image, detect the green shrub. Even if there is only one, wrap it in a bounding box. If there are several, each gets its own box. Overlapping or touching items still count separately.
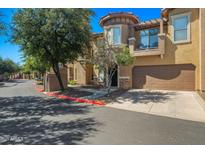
[36,80,43,85]
[115,45,133,66]
[69,80,77,85]
[3,72,9,80]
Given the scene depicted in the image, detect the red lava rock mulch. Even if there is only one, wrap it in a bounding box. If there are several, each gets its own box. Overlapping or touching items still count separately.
[60,88,93,98]
[35,84,44,92]
[34,84,105,106]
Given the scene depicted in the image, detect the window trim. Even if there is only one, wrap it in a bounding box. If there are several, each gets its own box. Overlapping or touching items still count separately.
[138,28,159,50]
[105,25,122,45]
[171,12,191,44]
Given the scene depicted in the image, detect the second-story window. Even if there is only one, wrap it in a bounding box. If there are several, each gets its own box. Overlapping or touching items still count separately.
[107,26,121,45]
[171,12,191,43]
[139,28,159,49]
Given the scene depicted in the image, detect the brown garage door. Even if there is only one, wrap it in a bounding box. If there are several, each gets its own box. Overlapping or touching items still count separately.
[132,64,195,91]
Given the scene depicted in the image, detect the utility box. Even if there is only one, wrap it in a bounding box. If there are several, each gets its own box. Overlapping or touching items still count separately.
[44,67,68,92]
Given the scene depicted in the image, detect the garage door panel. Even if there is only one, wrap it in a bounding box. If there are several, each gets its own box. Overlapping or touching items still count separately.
[132,64,195,91]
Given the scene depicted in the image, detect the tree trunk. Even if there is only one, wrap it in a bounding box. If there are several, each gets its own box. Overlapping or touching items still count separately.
[103,68,107,88]
[107,78,112,96]
[52,63,65,91]
[107,68,116,96]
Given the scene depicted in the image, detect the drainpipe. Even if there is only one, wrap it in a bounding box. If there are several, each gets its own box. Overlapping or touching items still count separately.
[158,18,166,59]
[128,37,136,56]
[160,18,164,34]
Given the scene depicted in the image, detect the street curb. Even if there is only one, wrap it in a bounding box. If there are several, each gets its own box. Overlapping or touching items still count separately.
[35,87,45,92]
[34,85,105,106]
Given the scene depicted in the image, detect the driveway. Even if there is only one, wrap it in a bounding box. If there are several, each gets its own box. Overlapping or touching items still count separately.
[2,80,205,144]
[106,89,205,123]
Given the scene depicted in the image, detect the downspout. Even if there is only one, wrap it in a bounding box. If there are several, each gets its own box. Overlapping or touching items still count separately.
[199,8,202,91]
[158,16,166,59]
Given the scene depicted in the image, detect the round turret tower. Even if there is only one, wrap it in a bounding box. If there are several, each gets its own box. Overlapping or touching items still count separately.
[99,12,139,44]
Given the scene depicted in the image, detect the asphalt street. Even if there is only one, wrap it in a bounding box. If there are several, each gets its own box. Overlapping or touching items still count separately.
[1,80,205,144]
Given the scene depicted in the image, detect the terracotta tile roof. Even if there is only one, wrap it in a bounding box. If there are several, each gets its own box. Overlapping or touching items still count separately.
[99,12,139,26]
[132,18,162,30]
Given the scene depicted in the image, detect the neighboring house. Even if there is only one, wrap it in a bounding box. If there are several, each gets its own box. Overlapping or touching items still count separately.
[67,8,205,92]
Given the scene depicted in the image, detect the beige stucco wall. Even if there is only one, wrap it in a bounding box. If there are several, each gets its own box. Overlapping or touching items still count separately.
[199,8,205,91]
[85,64,93,84]
[67,62,93,85]
[66,38,102,86]
[119,65,132,89]
[67,63,74,81]
[45,67,68,92]
[74,62,86,85]
[123,8,200,90]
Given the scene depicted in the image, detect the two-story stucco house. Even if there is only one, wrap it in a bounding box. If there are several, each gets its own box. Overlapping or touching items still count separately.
[67,8,205,92]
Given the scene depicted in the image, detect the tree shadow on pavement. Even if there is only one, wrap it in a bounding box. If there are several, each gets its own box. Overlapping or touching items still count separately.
[0,83,18,88]
[0,96,101,144]
[113,90,177,104]
[7,79,28,83]
[0,80,29,88]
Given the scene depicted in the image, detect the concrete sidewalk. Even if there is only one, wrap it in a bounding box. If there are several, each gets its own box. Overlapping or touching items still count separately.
[106,89,205,123]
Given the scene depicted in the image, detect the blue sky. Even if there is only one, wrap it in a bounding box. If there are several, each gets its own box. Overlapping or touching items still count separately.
[0,8,161,64]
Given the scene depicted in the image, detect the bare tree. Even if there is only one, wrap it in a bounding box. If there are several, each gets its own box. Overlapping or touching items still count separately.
[92,36,133,96]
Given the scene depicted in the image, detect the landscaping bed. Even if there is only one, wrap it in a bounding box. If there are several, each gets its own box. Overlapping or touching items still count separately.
[98,89,128,104]
[59,87,94,98]
[35,83,44,92]
[80,85,104,90]
[68,84,104,90]
[36,80,43,85]
[35,84,93,98]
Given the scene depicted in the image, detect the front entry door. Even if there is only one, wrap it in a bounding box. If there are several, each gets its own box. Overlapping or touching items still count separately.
[110,66,118,87]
